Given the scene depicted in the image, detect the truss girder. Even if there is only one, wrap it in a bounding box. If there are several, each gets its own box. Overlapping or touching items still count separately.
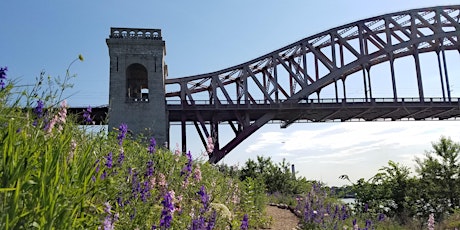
[164,5,460,163]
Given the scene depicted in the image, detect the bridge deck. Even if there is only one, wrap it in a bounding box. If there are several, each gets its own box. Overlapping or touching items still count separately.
[70,98,460,125]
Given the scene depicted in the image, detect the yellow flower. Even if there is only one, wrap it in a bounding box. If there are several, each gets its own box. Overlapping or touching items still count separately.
[78,54,84,61]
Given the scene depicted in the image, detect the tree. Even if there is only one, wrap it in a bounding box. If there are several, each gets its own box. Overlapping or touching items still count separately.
[374,160,417,223]
[340,161,417,224]
[415,136,460,220]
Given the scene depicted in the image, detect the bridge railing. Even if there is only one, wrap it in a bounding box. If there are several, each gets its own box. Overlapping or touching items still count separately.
[166,97,460,106]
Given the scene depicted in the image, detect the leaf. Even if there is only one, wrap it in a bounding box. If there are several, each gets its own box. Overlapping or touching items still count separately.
[0,187,16,192]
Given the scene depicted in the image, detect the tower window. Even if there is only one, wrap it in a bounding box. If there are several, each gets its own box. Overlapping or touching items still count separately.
[126,63,148,102]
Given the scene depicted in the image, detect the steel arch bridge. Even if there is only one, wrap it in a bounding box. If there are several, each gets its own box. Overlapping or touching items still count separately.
[164,5,460,163]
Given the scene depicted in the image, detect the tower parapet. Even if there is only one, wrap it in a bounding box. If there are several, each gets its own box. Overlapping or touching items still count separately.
[109,28,163,40]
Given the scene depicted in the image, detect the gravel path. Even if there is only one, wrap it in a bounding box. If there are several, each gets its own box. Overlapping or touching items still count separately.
[261,205,300,230]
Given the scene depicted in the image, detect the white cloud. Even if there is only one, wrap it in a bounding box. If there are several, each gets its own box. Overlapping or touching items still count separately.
[245,131,284,153]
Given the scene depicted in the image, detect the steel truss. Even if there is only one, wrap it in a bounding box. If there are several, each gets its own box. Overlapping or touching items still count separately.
[165,5,460,163]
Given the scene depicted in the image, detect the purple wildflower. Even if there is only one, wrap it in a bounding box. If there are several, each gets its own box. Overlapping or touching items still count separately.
[140,181,150,202]
[117,123,128,145]
[83,106,92,124]
[197,185,209,213]
[118,150,125,165]
[191,217,206,230]
[103,215,114,230]
[181,151,193,177]
[106,152,113,168]
[148,137,156,154]
[34,100,44,118]
[131,172,140,199]
[365,219,372,228]
[145,160,154,177]
[377,213,385,221]
[208,210,216,230]
[240,214,249,230]
[352,219,358,230]
[104,202,112,214]
[0,66,7,90]
[117,193,123,207]
[130,208,136,220]
[160,191,174,228]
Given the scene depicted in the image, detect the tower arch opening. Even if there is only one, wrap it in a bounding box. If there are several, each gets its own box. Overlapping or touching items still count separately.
[126,63,148,102]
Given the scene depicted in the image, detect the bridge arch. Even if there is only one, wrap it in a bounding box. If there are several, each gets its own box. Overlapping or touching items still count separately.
[164,5,460,163]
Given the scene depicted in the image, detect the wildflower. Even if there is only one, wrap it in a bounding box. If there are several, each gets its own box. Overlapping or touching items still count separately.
[106,152,113,168]
[210,203,232,221]
[160,191,174,228]
[365,219,372,228]
[206,136,214,155]
[117,123,128,145]
[104,202,112,214]
[181,151,193,176]
[240,214,248,230]
[191,217,206,229]
[208,210,216,230]
[145,160,154,177]
[67,139,77,163]
[428,213,435,230]
[130,208,136,220]
[118,149,125,165]
[148,137,156,154]
[34,100,44,118]
[58,100,67,123]
[44,117,56,133]
[141,181,150,202]
[117,194,123,207]
[44,100,67,133]
[377,213,385,221]
[193,165,202,182]
[158,173,167,187]
[0,66,7,90]
[175,195,183,213]
[197,185,209,213]
[83,106,93,124]
[149,177,156,189]
[103,215,114,230]
[352,219,358,230]
[131,172,140,199]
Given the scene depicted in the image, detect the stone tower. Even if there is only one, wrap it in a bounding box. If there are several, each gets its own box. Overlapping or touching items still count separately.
[106,28,168,145]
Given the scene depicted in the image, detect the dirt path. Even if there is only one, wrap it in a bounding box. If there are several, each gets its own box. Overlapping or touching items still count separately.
[261,205,300,230]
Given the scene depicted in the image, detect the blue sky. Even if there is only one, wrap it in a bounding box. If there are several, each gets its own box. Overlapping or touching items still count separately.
[1,1,460,186]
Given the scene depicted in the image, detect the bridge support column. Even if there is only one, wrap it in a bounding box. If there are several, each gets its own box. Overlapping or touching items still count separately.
[181,114,187,153]
[413,47,425,101]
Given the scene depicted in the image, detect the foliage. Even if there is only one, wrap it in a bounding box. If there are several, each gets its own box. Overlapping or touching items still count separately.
[339,136,460,228]
[239,156,311,197]
[415,136,460,220]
